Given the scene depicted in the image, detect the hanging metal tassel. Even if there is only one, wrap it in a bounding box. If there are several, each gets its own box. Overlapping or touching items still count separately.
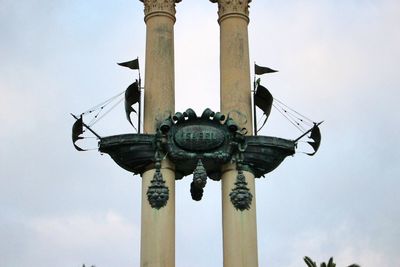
[147,132,169,209]
[190,182,203,201]
[193,159,207,188]
[230,163,253,211]
[191,159,207,201]
[147,162,169,209]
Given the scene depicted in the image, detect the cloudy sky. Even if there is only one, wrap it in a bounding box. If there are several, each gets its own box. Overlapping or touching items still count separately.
[1,0,399,266]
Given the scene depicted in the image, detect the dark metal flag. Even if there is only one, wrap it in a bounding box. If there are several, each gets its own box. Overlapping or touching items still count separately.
[306,124,321,156]
[72,115,85,151]
[118,58,139,70]
[254,84,273,118]
[254,83,274,133]
[255,64,278,75]
[125,81,141,128]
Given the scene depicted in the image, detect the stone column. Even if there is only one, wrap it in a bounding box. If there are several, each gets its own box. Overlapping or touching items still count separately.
[138,1,181,266]
[210,1,258,266]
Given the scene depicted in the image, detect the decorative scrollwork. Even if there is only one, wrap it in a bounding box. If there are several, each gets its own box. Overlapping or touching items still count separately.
[210,0,252,21]
[157,108,251,203]
[139,0,182,20]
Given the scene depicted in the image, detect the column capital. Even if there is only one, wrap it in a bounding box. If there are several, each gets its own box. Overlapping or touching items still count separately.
[210,0,252,23]
[139,0,182,22]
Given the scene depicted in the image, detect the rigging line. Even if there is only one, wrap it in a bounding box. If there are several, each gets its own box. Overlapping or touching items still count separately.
[83,97,113,116]
[272,104,304,132]
[272,101,305,128]
[273,99,314,125]
[82,90,125,115]
[273,97,311,121]
[274,99,314,125]
[279,107,308,131]
[87,94,124,126]
[273,97,314,123]
[273,100,314,127]
[91,90,124,112]
[90,91,124,114]
[272,103,295,125]
[90,97,124,126]
[88,106,105,126]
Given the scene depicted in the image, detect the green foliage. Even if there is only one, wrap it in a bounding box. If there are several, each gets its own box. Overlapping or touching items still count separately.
[304,256,359,267]
[304,256,317,267]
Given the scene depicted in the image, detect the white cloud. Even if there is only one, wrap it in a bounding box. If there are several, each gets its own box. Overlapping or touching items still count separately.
[20,212,139,267]
[30,212,136,246]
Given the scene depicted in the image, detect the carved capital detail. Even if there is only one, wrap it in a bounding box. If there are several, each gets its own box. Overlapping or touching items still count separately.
[210,0,251,22]
[139,0,182,21]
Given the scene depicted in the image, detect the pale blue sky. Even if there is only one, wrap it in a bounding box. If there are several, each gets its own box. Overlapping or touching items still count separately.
[1,1,399,266]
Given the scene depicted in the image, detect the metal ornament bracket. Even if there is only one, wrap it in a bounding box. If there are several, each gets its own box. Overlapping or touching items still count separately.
[98,108,296,210]
[155,108,251,209]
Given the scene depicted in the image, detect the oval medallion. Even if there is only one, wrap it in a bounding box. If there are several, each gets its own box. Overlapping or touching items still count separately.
[174,125,225,151]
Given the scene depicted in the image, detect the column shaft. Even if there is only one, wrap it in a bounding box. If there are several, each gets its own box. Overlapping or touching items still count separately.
[212,1,258,266]
[141,161,175,267]
[221,165,258,267]
[139,1,180,266]
[143,14,175,132]
[219,15,252,131]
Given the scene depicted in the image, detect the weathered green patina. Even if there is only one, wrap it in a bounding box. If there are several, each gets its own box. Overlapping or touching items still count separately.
[98,108,295,209]
[99,111,294,179]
